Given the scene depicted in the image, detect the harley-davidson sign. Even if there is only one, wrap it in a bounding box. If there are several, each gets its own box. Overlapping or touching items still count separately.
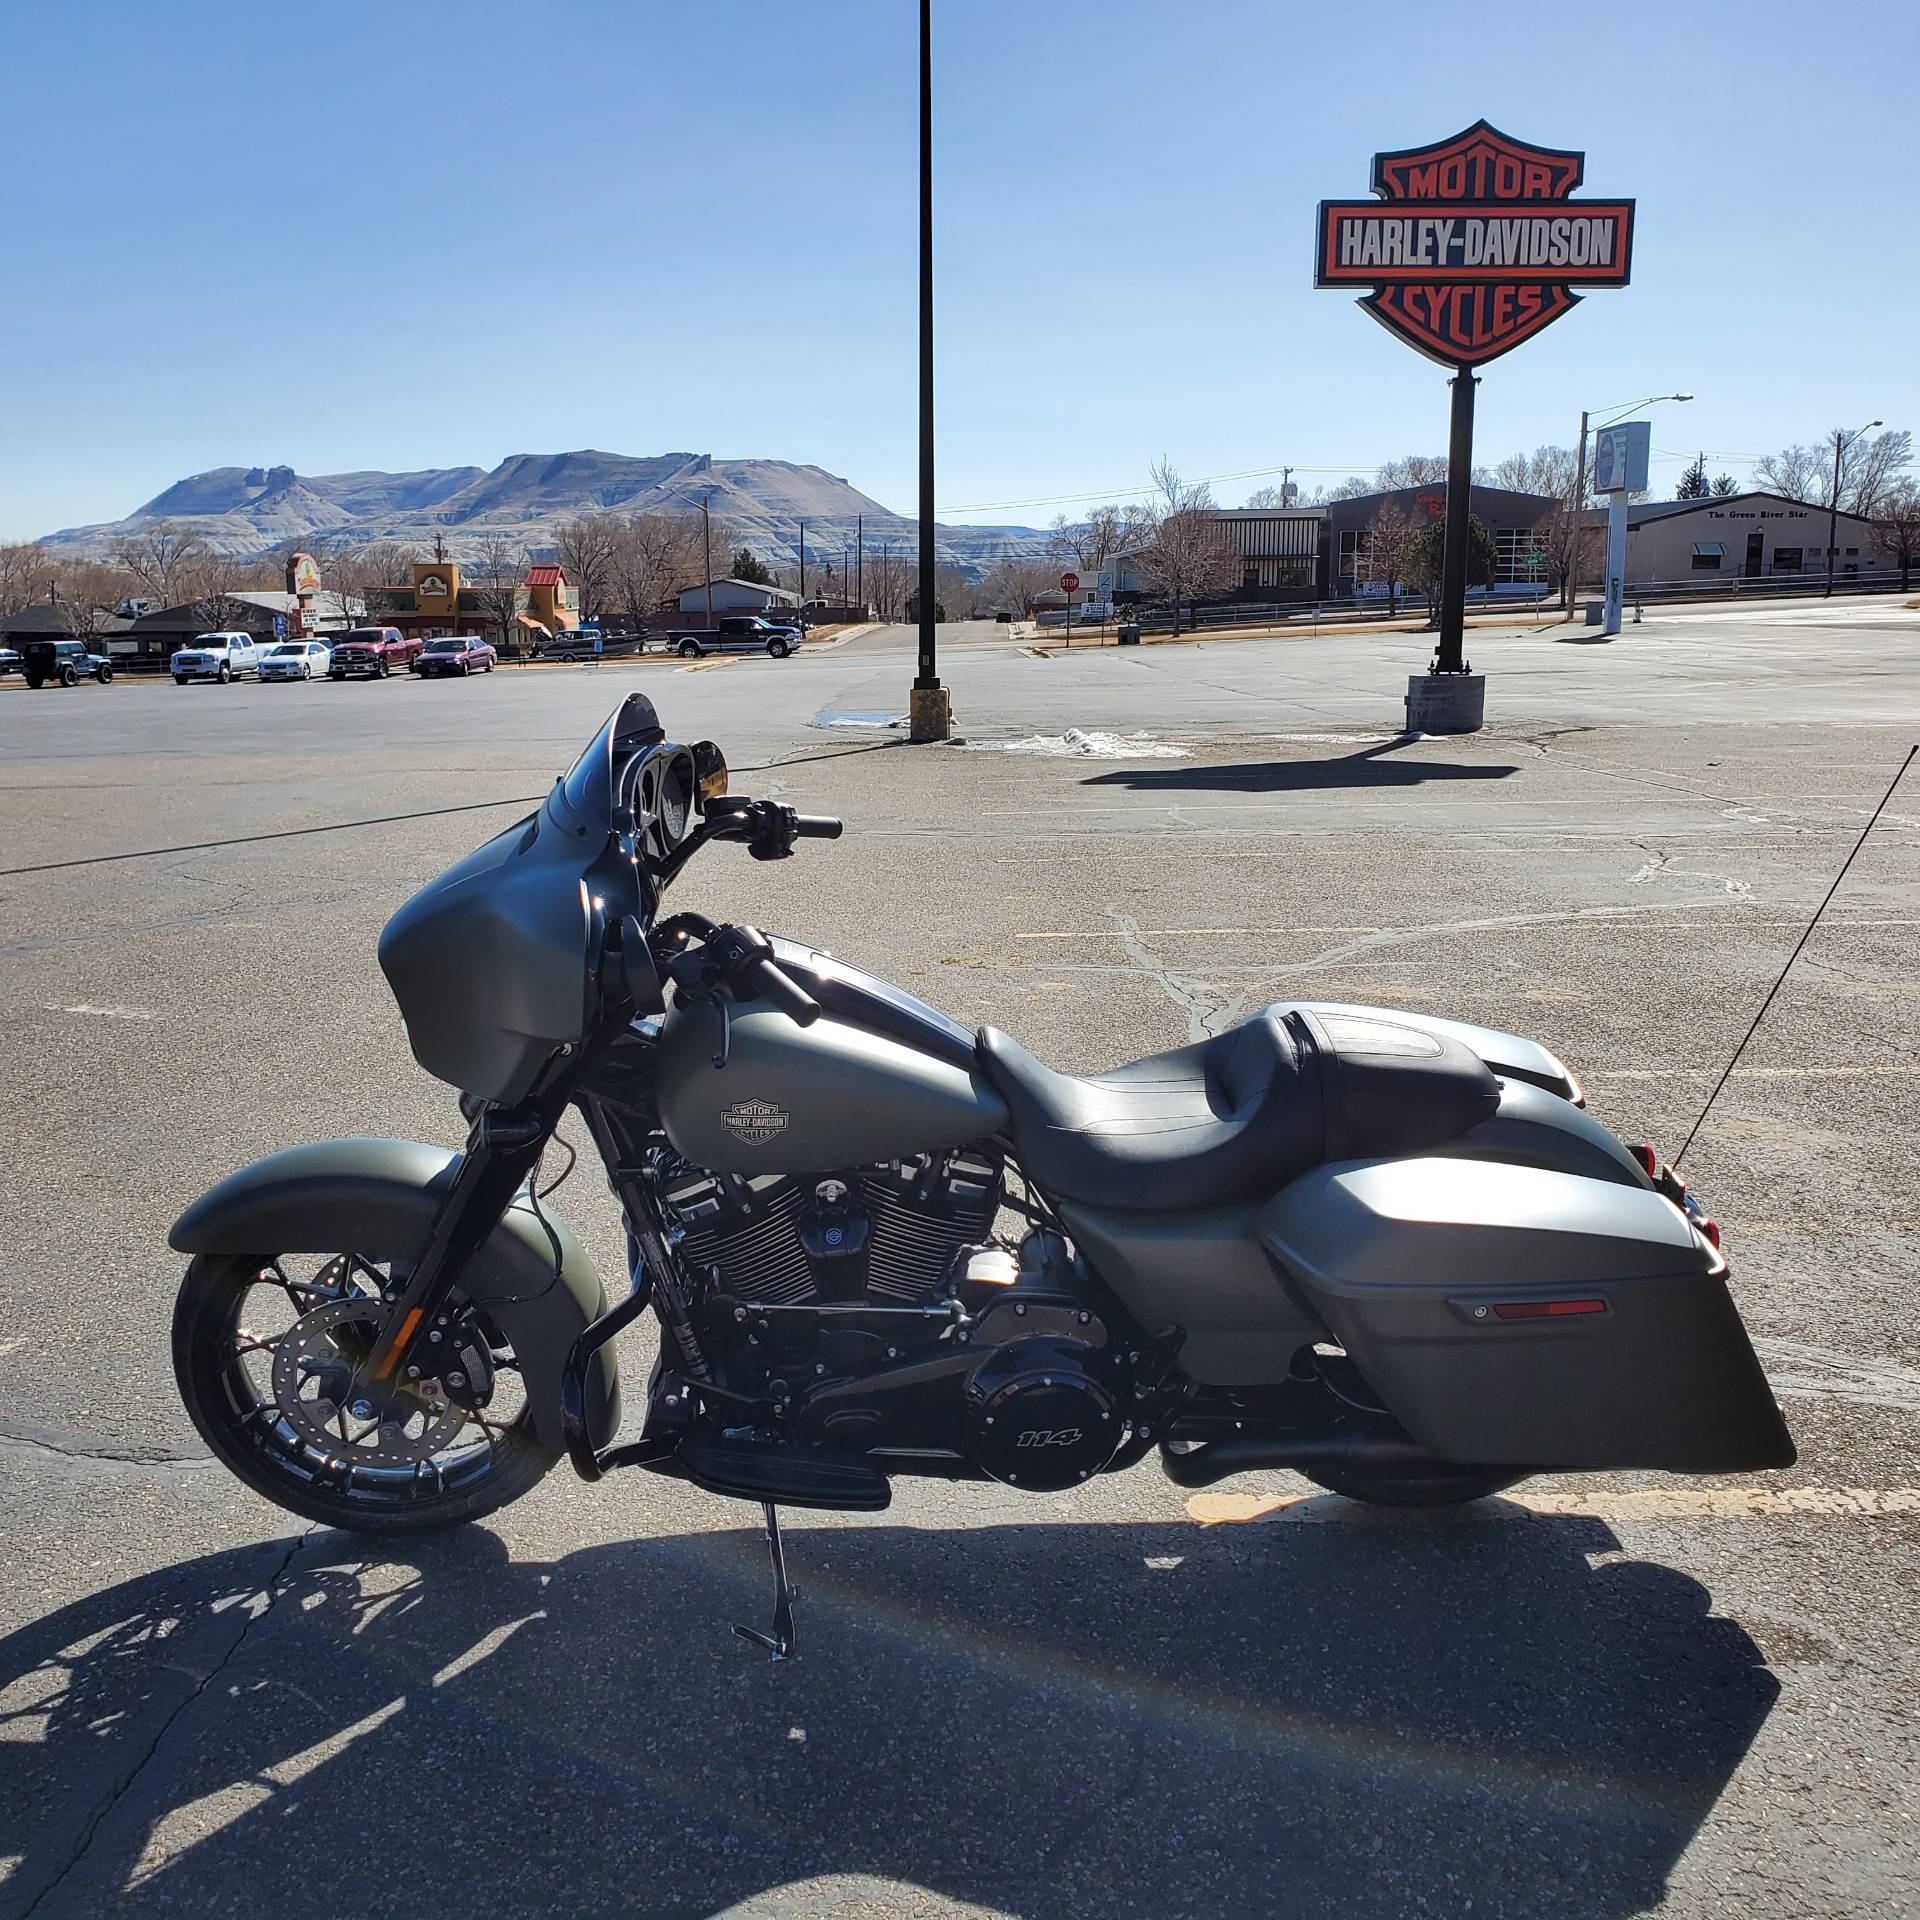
[1316,121,1633,366]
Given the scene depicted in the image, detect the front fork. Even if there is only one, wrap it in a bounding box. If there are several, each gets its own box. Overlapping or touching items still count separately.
[360,1100,565,1391]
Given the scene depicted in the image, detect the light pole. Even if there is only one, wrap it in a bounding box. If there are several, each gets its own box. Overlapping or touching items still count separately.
[1826,419,1881,598]
[1561,392,1692,615]
[909,0,949,740]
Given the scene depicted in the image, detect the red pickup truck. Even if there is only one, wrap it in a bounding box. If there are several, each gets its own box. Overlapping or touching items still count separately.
[328,627,423,680]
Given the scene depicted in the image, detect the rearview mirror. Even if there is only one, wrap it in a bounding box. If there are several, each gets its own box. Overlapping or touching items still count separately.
[692,740,728,800]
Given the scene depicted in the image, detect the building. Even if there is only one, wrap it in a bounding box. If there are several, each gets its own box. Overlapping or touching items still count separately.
[1592,491,1890,587]
[1104,507,1326,604]
[676,577,804,617]
[1320,483,1560,597]
[117,590,362,667]
[366,561,579,646]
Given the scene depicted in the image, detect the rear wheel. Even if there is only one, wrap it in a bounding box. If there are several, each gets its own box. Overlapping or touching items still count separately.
[1304,1462,1526,1507]
[60,664,79,687]
[677,638,702,658]
[173,1251,557,1534]
[26,675,44,689]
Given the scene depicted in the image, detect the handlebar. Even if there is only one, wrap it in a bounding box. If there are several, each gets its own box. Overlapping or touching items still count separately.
[792,814,843,840]
[742,950,822,1026]
[678,922,821,1028]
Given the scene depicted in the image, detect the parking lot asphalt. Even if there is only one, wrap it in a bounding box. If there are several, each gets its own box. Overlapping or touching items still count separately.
[2,599,1917,1918]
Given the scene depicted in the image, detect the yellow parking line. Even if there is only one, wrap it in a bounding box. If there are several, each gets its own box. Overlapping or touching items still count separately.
[1185,1486,1920,1527]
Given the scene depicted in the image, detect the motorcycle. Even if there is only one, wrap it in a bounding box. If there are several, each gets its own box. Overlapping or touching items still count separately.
[171,692,1794,1656]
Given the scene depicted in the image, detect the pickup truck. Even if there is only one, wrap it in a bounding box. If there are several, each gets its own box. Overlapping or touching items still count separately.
[327,627,423,680]
[172,632,262,684]
[662,615,802,659]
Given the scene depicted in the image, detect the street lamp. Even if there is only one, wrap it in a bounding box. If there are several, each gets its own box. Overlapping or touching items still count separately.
[1561,392,1693,615]
[1826,419,1882,598]
[909,0,949,740]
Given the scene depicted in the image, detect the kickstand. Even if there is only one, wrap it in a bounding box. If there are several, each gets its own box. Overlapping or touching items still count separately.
[733,1501,798,1660]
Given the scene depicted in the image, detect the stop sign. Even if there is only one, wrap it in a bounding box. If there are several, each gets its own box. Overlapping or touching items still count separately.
[1060,571,1080,593]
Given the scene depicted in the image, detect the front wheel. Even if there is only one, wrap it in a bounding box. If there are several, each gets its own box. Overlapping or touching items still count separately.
[1304,1462,1526,1508]
[173,1251,557,1533]
[217,664,231,683]
[96,664,113,684]
[766,638,790,658]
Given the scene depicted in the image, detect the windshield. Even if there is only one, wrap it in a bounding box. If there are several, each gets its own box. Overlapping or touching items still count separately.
[269,644,303,656]
[425,640,464,651]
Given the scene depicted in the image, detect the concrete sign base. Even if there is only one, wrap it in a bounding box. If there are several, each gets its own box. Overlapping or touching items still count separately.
[1406,672,1486,734]
[909,683,952,743]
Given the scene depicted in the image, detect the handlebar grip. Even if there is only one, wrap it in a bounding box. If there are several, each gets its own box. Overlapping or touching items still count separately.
[792,814,844,839]
[747,955,822,1026]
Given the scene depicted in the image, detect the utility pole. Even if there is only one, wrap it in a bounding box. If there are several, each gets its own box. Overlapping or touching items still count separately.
[1281,465,1294,506]
[798,519,806,601]
[856,513,863,610]
[701,494,713,629]
[1827,420,1881,598]
[909,0,949,740]
[1562,410,1591,617]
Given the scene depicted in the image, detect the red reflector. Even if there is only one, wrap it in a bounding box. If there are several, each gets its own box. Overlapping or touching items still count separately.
[1491,1298,1608,1320]
[1698,1217,1722,1249]
[1630,1143,1660,1180]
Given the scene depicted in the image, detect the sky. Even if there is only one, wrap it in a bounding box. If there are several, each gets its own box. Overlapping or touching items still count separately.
[3,0,1916,539]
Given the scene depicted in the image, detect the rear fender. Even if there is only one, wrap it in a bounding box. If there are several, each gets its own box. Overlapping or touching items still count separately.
[168,1137,619,1452]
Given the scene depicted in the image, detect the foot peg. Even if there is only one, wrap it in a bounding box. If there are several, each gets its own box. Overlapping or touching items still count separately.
[734,1502,799,1660]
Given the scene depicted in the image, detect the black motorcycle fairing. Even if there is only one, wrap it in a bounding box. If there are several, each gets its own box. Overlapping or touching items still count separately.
[167,1137,620,1453]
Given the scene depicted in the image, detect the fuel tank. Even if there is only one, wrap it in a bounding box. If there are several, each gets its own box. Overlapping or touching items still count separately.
[655,986,1009,1175]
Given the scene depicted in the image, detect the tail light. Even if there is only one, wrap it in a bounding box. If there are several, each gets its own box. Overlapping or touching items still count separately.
[1630,1142,1660,1181]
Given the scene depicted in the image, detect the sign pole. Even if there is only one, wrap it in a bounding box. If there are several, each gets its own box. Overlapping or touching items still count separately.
[908,0,950,742]
[1602,490,1628,636]
[1435,367,1477,675]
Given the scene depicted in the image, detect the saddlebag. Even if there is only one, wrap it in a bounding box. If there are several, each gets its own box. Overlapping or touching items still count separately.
[1259,1156,1793,1471]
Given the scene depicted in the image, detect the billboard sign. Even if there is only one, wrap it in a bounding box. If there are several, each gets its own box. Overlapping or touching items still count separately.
[1592,420,1650,495]
[1316,121,1634,366]
[285,551,321,596]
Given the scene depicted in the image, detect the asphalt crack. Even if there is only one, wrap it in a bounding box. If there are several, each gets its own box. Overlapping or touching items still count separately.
[17,1526,319,1919]
[0,1421,210,1468]
[1106,906,1245,1041]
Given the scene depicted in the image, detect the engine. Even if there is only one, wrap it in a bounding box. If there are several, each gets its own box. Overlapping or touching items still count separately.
[660,1147,1133,1490]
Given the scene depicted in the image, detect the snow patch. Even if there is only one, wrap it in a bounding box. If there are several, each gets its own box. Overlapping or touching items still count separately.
[966,728,1188,760]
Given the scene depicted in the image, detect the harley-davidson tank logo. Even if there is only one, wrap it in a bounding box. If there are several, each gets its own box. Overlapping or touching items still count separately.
[1315,120,1633,367]
[721,1098,789,1146]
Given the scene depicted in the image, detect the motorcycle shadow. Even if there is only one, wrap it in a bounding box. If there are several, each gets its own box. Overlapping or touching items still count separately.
[0,1503,1775,1919]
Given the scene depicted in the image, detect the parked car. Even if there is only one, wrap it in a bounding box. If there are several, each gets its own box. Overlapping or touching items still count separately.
[664,615,801,659]
[21,637,113,687]
[258,640,333,682]
[413,636,498,678]
[542,630,649,662]
[172,632,261,684]
[327,627,422,680]
[0,645,22,676]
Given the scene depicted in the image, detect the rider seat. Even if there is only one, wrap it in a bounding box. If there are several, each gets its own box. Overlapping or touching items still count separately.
[976,1006,1500,1212]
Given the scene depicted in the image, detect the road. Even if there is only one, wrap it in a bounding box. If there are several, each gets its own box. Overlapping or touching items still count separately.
[2,600,1917,1917]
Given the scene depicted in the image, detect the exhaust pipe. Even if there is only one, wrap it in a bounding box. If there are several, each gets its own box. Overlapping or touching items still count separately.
[1158,1429,1445,1489]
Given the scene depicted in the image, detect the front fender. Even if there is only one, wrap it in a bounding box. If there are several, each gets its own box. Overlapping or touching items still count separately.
[168,1137,619,1452]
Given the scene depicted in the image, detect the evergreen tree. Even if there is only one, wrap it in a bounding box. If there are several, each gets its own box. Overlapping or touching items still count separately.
[1677,457,1710,499]
[1711,473,1739,496]
[730,547,773,586]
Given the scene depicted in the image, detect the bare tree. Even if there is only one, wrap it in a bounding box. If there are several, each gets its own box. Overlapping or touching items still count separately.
[1045,502,1151,576]
[1137,460,1239,635]
[1376,453,1450,490]
[1489,444,1578,501]
[1361,502,1419,613]
[185,551,263,635]
[552,514,624,623]
[1243,484,1290,509]
[865,544,912,621]
[110,521,212,606]
[469,536,528,652]
[0,540,46,625]
[1315,476,1375,503]
[50,559,134,641]
[1874,482,1920,589]
[1754,429,1911,516]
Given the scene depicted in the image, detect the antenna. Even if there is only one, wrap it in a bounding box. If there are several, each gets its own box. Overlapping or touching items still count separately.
[1674,743,1916,1167]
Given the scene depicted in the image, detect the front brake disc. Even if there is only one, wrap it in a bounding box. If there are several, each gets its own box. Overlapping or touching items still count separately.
[272,1299,467,1466]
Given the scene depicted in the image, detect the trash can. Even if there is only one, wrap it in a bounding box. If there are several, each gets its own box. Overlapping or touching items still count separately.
[1117,622,1141,646]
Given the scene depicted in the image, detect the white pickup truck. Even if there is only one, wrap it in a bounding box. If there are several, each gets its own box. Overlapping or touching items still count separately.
[172,632,263,684]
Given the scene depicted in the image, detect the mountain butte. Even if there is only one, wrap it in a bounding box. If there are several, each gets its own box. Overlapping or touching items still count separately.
[40,451,1050,576]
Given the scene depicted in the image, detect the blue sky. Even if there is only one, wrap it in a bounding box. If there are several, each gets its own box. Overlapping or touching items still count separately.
[2,0,1915,537]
